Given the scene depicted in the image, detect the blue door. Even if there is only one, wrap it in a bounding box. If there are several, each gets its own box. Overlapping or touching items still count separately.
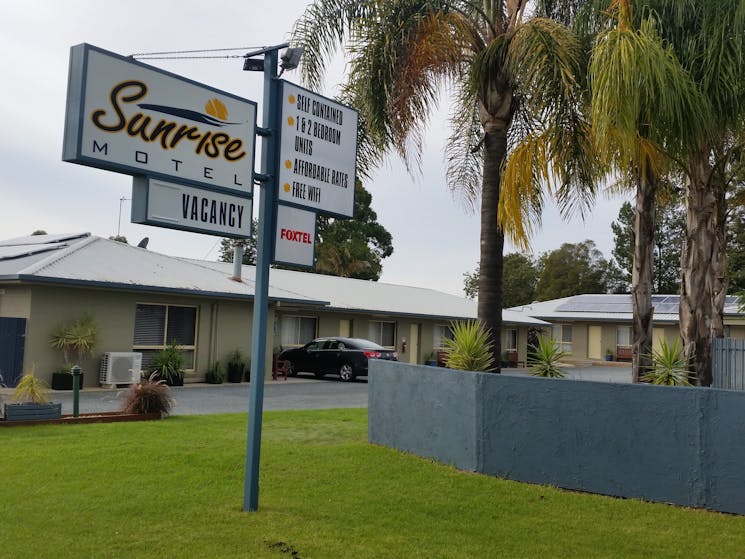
[0,317,26,387]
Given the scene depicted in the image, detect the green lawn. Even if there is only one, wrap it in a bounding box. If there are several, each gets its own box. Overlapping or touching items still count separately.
[2,408,744,558]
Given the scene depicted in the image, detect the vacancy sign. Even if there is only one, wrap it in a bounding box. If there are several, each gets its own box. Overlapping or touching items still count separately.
[132,177,252,238]
[274,205,316,268]
[277,81,357,217]
[63,43,257,197]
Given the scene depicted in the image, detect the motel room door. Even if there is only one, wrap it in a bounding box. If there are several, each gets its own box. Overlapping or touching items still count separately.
[588,325,602,360]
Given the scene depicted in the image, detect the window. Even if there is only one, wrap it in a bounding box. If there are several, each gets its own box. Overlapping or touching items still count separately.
[281,316,317,346]
[552,324,572,353]
[617,326,632,347]
[434,324,454,349]
[369,321,396,348]
[503,329,518,351]
[133,303,197,370]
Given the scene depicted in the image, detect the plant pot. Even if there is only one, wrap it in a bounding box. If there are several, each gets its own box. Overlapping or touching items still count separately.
[4,402,62,422]
[605,355,613,362]
[227,364,244,383]
[167,375,184,387]
[51,372,84,390]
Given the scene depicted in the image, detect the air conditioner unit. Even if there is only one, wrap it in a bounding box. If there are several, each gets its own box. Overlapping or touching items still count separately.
[99,352,142,386]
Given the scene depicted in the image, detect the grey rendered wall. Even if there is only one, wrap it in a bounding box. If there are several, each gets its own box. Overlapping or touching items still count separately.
[368,361,745,515]
[368,362,480,471]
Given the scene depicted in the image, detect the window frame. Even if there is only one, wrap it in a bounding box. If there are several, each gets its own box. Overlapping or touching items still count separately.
[280,315,318,347]
[552,324,573,353]
[132,303,198,371]
[369,320,396,349]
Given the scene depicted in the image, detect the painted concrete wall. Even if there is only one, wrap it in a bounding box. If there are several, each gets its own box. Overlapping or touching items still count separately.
[0,287,31,318]
[369,361,745,515]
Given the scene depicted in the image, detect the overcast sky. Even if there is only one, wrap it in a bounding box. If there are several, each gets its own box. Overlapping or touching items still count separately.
[0,1,628,296]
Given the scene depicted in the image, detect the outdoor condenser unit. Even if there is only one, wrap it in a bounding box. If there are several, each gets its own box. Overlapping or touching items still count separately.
[99,352,142,386]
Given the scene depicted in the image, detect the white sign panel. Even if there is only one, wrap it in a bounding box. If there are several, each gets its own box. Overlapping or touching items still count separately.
[274,205,317,268]
[132,177,252,238]
[277,81,357,217]
[63,43,257,196]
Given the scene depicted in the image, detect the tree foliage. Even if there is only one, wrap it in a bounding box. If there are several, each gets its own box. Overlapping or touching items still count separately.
[535,240,610,301]
[219,220,259,265]
[464,254,538,307]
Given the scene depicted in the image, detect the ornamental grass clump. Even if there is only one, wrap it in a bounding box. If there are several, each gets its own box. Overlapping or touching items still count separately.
[442,320,496,372]
[120,373,175,417]
[641,339,691,386]
[11,365,50,404]
[528,336,567,378]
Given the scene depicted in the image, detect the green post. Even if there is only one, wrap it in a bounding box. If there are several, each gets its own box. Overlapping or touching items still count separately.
[71,365,81,417]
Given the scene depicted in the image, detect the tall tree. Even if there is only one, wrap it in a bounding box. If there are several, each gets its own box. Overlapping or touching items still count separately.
[638,0,745,385]
[219,219,258,265]
[535,240,609,300]
[463,253,538,307]
[611,199,684,294]
[314,181,393,280]
[293,0,589,369]
[589,0,707,382]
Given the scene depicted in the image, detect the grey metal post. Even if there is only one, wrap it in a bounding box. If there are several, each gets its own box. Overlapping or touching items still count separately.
[243,47,280,512]
[71,365,81,417]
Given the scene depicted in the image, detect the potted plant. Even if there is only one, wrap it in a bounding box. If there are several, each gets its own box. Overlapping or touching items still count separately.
[149,341,185,386]
[424,352,437,367]
[205,361,225,384]
[4,365,62,421]
[605,348,614,362]
[227,350,246,383]
[49,313,97,390]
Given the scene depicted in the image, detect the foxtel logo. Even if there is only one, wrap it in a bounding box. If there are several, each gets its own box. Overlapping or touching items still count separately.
[90,80,246,161]
[279,228,312,244]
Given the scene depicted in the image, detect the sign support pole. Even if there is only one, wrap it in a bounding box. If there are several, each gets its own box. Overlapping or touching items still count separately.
[243,47,280,512]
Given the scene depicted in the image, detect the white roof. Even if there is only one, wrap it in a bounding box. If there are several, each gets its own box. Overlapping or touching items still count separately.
[0,233,548,326]
[507,293,743,323]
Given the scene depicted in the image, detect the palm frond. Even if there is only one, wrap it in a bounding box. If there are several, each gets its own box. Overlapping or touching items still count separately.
[445,78,484,208]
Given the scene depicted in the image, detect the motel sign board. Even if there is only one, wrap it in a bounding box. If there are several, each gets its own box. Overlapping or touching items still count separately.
[63,43,257,199]
[274,205,316,268]
[277,81,357,218]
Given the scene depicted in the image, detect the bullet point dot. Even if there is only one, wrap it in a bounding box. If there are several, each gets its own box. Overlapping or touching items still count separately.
[285,160,292,169]
[288,95,296,104]
[284,183,291,192]
[288,116,295,126]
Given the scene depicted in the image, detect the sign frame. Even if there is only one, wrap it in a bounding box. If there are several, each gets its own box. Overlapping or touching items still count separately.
[63,43,257,199]
[276,79,358,218]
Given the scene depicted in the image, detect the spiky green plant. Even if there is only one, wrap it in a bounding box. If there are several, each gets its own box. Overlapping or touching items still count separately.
[149,341,186,385]
[442,320,496,372]
[528,336,567,378]
[10,365,50,404]
[49,312,98,367]
[640,339,691,386]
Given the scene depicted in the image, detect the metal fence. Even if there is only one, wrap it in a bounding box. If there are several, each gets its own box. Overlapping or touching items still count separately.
[712,338,745,390]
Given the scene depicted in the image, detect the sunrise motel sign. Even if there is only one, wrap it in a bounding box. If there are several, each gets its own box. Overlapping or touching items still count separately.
[62,43,257,238]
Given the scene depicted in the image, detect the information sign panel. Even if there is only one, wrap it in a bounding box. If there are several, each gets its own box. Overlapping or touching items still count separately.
[274,205,316,268]
[131,177,252,238]
[277,81,357,217]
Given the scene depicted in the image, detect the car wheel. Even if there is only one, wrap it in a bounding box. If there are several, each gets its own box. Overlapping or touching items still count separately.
[339,363,355,382]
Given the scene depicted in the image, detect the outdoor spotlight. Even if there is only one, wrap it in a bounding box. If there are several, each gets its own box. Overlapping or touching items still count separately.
[280,47,304,71]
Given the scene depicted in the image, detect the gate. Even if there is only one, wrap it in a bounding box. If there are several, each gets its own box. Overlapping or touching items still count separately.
[712,337,745,390]
[0,317,26,387]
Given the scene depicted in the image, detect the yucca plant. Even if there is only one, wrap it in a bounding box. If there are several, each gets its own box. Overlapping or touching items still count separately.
[528,336,567,378]
[442,321,496,372]
[640,339,691,386]
[150,341,186,386]
[49,312,98,367]
[10,365,50,404]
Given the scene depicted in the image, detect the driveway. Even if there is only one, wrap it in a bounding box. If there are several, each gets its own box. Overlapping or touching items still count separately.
[6,364,632,416]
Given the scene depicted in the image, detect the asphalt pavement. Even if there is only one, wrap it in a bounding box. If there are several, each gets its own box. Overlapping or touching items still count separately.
[5,364,632,417]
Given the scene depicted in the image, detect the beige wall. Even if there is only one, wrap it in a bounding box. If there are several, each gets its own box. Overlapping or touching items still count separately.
[0,286,32,318]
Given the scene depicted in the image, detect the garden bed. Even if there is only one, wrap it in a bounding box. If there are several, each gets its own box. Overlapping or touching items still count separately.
[0,411,161,427]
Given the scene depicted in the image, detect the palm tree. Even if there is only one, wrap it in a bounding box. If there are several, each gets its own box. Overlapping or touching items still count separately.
[622,0,745,386]
[586,0,708,382]
[292,1,590,368]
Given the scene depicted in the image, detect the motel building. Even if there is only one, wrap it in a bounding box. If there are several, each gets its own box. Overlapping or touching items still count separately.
[0,233,548,387]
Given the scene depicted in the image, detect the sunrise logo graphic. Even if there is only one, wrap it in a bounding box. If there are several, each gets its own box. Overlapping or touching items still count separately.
[138,97,240,127]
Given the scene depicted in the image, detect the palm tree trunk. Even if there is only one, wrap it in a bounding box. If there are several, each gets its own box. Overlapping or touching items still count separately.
[680,147,715,386]
[711,182,728,339]
[631,166,656,382]
[478,127,507,372]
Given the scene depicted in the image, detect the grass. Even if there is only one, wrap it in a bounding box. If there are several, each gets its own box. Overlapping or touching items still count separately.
[2,409,745,558]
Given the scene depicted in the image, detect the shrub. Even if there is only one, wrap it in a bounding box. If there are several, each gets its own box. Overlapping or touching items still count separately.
[11,365,50,404]
[150,341,186,385]
[120,373,175,416]
[641,339,691,386]
[442,320,496,372]
[49,313,98,367]
[205,361,224,384]
[528,336,567,378]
